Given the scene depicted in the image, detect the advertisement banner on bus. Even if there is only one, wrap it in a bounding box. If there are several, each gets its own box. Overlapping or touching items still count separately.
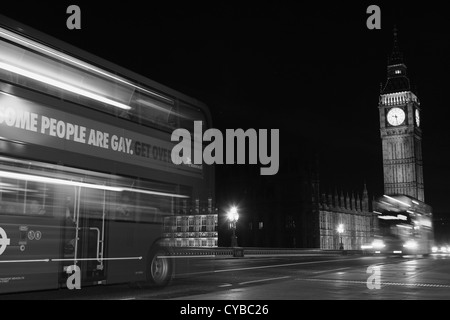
[0,92,202,177]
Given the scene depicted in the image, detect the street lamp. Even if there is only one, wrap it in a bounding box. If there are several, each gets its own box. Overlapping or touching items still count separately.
[227,206,239,247]
[337,224,344,250]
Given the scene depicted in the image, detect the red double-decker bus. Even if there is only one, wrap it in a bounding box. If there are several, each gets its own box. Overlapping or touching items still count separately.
[0,15,214,294]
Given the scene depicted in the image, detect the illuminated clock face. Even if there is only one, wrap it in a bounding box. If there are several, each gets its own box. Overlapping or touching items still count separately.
[387,107,406,126]
[415,109,420,127]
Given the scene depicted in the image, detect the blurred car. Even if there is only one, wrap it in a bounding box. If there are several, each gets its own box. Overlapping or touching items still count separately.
[432,245,450,254]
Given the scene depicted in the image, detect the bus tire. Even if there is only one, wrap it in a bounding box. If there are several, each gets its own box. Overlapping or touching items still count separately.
[146,245,173,287]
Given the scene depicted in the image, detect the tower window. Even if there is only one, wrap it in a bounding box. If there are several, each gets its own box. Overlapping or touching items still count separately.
[395,70,401,75]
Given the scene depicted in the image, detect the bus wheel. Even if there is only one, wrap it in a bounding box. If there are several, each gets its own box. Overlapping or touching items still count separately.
[147,246,172,287]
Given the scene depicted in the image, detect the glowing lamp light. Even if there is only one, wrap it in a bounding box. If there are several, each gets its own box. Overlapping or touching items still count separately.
[227,206,239,222]
[227,206,239,248]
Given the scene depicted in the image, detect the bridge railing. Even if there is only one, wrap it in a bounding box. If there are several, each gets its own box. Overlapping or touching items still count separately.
[163,247,364,258]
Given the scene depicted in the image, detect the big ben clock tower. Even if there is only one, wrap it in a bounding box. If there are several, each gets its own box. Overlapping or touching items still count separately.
[379,27,424,201]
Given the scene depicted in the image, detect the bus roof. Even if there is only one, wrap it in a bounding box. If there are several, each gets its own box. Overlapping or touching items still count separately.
[0,14,212,127]
[376,194,432,215]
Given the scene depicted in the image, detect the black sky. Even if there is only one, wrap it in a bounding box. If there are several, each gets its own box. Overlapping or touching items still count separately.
[1,2,450,217]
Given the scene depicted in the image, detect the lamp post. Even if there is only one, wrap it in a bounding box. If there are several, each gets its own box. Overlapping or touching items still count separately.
[337,224,344,250]
[227,206,239,247]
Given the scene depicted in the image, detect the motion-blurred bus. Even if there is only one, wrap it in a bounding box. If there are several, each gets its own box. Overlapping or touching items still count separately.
[0,15,213,294]
[362,195,433,255]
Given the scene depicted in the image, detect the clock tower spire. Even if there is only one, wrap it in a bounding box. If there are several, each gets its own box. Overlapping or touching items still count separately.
[379,27,424,201]
[382,26,410,94]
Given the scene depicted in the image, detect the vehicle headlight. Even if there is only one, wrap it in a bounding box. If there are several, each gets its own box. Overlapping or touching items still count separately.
[432,246,438,253]
[403,240,418,249]
[372,240,385,249]
[441,246,447,252]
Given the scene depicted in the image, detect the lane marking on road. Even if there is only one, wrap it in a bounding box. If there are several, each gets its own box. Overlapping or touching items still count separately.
[312,267,352,274]
[178,256,379,277]
[212,257,377,274]
[239,276,291,286]
[120,297,136,300]
[295,278,450,288]
[179,257,384,276]
[218,283,233,288]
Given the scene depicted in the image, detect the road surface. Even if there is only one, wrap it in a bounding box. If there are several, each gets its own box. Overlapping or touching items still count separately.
[2,253,450,300]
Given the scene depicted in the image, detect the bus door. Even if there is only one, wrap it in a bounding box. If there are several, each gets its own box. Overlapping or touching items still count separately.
[77,186,107,285]
[61,185,107,287]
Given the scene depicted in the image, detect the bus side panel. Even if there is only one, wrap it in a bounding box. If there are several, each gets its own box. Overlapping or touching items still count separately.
[0,216,61,294]
[105,221,159,284]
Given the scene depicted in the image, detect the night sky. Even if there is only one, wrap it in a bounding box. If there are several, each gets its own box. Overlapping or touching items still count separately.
[1,2,450,220]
